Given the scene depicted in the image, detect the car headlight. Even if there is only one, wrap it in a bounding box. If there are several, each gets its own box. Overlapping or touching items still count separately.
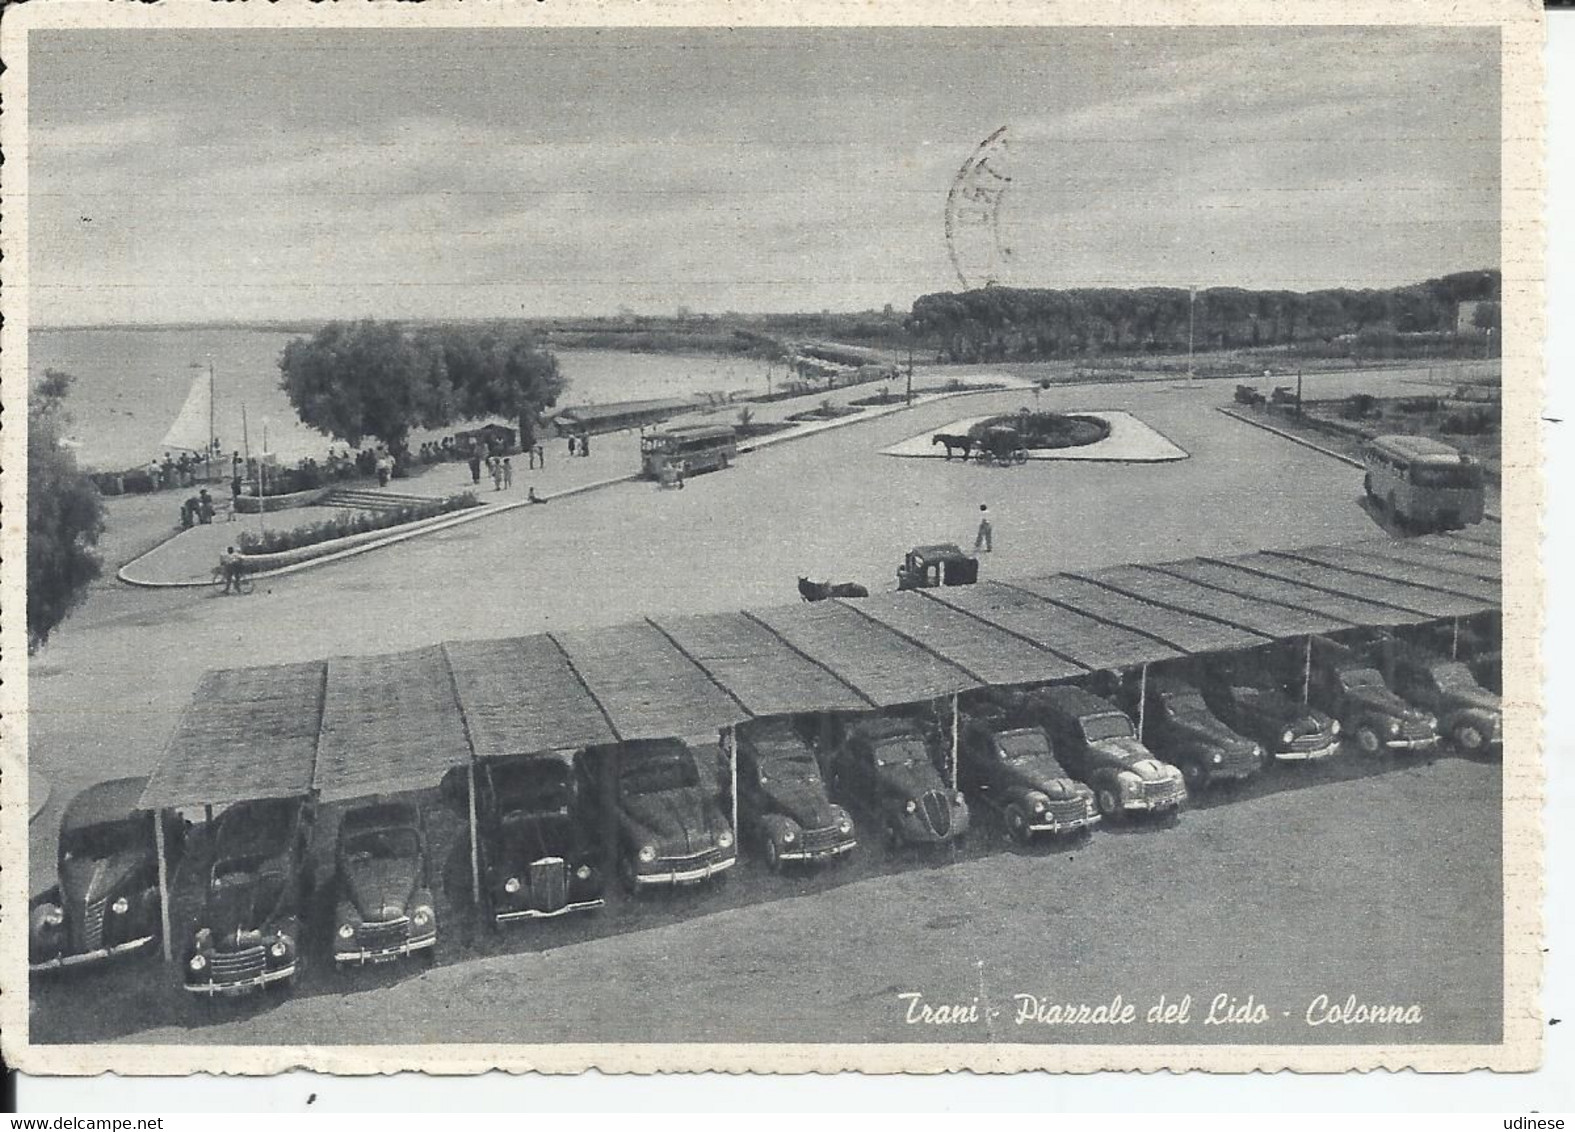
[1425,714,1437,730]
[954,792,966,805]
[1330,719,1341,735]
[638,845,657,863]
[270,939,289,959]
[337,923,355,940]
[503,876,522,894]
[1388,720,1402,735]
[1032,797,1048,813]
[111,896,130,915]
[575,864,592,881]
[1281,729,1296,745]
[780,828,796,843]
[40,905,64,928]
[905,799,918,814]
[837,816,853,834]
[189,953,207,972]
[412,907,433,928]
[1119,772,1142,795]
[1211,752,1224,765]
[718,830,734,849]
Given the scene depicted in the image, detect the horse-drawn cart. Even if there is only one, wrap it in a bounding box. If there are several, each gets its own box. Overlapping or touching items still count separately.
[973,426,1029,466]
[897,544,980,591]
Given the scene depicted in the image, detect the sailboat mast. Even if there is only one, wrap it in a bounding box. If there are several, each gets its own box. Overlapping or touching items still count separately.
[207,358,216,481]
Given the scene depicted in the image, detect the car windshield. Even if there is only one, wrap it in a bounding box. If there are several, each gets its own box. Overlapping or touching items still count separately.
[494,761,572,815]
[1430,662,1482,692]
[996,729,1051,763]
[872,738,929,768]
[1410,464,1482,489]
[61,820,141,861]
[1080,713,1134,743]
[1340,667,1387,689]
[762,751,820,780]
[621,754,699,794]
[343,827,420,863]
[1162,691,1210,715]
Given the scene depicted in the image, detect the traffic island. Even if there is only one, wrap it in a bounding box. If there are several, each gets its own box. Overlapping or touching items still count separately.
[881,410,1188,462]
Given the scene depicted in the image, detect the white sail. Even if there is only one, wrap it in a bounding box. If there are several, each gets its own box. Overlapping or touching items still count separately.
[161,370,212,453]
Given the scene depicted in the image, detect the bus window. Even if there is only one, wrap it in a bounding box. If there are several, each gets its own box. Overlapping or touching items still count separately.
[1411,464,1482,489]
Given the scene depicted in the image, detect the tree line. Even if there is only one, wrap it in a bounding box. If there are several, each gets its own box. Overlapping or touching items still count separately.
[908,270,1501,363]
[278,320,567,456]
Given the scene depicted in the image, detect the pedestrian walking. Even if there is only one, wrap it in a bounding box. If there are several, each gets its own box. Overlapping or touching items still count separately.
[490,456,504,491]
[198,489,215,524]
[535,442,545,469]
[467,446,482,485]
[503,457,514,489]
[974,504,993,553]
[567,435,577,458]
[580,432,591,457]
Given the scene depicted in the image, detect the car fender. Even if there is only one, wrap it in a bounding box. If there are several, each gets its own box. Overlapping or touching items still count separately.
[758,812,802,851]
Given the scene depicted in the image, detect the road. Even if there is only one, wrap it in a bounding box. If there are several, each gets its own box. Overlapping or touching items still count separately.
[24,370,1501,1046]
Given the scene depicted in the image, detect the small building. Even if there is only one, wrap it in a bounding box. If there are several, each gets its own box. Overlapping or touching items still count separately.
[549,398,695,436]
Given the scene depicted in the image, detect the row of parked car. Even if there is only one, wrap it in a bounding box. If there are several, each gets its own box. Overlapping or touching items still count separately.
[29,630,1501,1000]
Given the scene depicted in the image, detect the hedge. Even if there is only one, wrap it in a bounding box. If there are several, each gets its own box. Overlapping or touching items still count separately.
[238,492,481,554]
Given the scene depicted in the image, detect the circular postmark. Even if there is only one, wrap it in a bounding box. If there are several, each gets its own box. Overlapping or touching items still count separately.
[944,126,1013,290]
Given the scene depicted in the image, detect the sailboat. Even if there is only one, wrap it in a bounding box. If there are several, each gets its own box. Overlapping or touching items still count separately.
[161,360,217,475]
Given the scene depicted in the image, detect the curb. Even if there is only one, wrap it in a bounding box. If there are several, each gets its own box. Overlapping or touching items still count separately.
[118,384,1033,588]
[1216,406,1501,524]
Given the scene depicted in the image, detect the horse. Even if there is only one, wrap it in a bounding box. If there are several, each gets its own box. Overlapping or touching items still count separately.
[931,433,974,461]
[798,577,870,602]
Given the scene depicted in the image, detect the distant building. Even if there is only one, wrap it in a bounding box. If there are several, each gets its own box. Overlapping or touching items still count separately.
[549,398,696,436]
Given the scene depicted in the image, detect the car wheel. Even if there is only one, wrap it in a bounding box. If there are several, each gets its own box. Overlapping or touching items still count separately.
[1095,788,1121,820]
[1355,725,1383,756]
[618,855,640,895]
[764,837,784,874]
[1180,761,1209,791]
[1003,804,1031,845]
[883,819,902,853]
[1454,722,1486,752]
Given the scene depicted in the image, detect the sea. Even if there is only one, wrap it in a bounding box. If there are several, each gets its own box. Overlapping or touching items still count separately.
[29,327,775,472]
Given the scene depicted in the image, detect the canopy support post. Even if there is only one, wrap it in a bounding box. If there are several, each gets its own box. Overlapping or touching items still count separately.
[467,762,481,916]
[950,695,960,793]
[725,726,739,841]
[1452,618,1460,660]
[1136,665,1148,743]
[1301,637,1312,705]
[154,809,173,963]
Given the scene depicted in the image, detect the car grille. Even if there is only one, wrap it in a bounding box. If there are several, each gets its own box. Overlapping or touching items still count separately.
[1142,779,1182,804]
[356,917,410,950]
[210,945,267,981]
[659,847,723,868]
[530,857,568,912]
[1286,731,1331,752]
[1219,745,1261,774]
[919,790,952,837]
[1046,798,1092,825]
[74,898,107,953]
[801,824,847,852]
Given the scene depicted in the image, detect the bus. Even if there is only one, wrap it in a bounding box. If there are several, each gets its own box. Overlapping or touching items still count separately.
[640,424,739,481]
[1362,434,1486,531]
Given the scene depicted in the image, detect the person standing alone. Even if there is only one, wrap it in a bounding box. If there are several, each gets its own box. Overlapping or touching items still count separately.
[974,504,993,553]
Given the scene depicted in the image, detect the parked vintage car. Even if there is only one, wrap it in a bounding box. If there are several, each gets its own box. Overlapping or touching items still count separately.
[1470,650,1502,696]
[475,752,606,922]
[1305,638,1438,754]
[1201,663,1341,762]
[896,543,980,591]
[1025,686,1187,820]
[736,721,856,870]
[30,777,182,973]
[607,739,736,890]
[827,717,969,849]
[953,708,1099,842]
[1127,677,1264,790]
[331,801,437,966]
[1386,651,1502,754]
[184,796,314,997]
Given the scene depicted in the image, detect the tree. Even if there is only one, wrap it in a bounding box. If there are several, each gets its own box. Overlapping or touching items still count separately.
[29,371,105,651]
[278,320,456,454]
[452,331,566,453]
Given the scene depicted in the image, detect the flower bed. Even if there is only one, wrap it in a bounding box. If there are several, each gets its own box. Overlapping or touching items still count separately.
[238,492,481,554]
[234,487,332,514]
[786,404,863,423]
[968,412,1111,449]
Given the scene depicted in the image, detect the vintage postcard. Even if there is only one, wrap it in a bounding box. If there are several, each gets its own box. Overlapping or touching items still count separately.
[0,0,1544,1076]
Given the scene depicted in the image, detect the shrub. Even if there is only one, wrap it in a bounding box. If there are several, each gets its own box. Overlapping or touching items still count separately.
[238,491,481,554]
[1439,408,1498,436]
[1342,393,1378,420]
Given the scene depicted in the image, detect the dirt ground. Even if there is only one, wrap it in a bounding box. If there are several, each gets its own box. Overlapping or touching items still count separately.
[25,366,1504,1046]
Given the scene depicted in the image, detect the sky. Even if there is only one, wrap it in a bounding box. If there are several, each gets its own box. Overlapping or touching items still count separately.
[27,26,1500,325]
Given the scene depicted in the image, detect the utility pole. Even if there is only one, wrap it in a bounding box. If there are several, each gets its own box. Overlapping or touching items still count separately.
[1187,286,1197,380]
[1296,369,1303,416]
[906,337,915,407]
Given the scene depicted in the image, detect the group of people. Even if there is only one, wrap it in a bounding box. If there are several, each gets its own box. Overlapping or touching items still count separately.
[566,433,592,458]
[179,489,218,529]
[148,451,207,491]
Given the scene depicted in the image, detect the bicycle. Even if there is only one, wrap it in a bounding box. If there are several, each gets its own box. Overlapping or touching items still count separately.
[211,566,256,595]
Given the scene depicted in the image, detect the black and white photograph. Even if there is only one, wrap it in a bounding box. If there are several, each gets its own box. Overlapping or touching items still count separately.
[0,0,1543,1077]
